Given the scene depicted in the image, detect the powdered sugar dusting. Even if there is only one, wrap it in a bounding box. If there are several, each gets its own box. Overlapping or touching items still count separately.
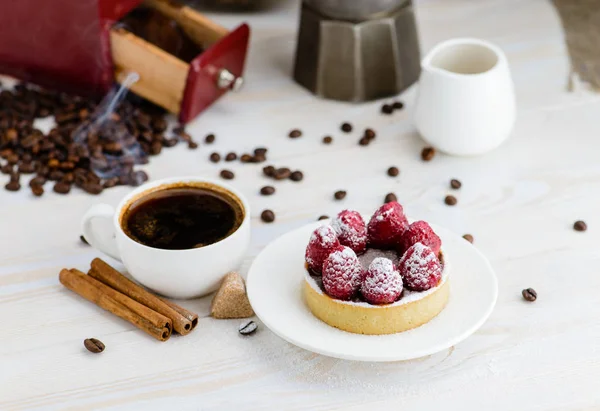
[362,258,403,304]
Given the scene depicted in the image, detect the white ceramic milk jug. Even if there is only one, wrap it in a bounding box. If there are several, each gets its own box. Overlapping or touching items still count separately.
[414,38,516,156]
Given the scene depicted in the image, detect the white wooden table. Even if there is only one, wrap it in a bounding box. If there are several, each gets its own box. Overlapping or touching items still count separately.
[2,0,599,409]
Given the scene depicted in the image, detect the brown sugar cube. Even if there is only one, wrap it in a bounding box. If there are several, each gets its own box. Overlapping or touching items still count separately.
[210,272,254,319]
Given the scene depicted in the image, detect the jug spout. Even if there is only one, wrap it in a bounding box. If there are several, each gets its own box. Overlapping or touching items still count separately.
[422,38,504,76]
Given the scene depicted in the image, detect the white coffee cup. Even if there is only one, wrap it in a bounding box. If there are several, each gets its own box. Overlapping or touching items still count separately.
[82,177,251,299]
[414,38,516,156]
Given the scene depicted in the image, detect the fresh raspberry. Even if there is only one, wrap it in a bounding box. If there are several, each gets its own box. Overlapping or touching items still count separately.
[398,243,443,291]
[361,257,403,304]
[332,210,367,255]
[397,221,441,255]
[322,246,364,300]
[305,225,341,274]
[367,202,409,249]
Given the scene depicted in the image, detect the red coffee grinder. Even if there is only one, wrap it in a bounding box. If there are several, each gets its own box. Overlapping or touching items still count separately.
[0,0,250,123]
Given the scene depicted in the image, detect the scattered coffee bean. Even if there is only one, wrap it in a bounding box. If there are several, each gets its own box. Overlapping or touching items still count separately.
[254,147,268,156]
[1,164,12,174]
[225,152,237,162]
[392,101,404,110]
[210,152,221,163]
[263,165,275,177]
[444,195,457,206]
[130,171,149,187]
[381,104,393,114]
[29,176,46,187]
[341,122,352,133]
[103,177,119,189]
[274,167,291,180]
[387,166,399,177]
[220,169,235,180]
[421,146,436,161]
[323,136,333,144]
[334,190,347,200]
[84,338,105,353]
[318,215,329,221]
[31,184,44,197]
[240,154,253,163]
[288,129,302,138]
[384,193,397,203]
[252,153,266,163]
[574,220,587,232]
[260,186,275,195]
[205,134,215,144]
[522,288,537,302]
[188,141,198,149]
[19,162,35,174]
[359,137,369,146]
[261,209,275,223]
[82,182,103,195]
[290,171,304,182]
[53,181,71,194]
[450,179,462,189]
[163,137,178,147]
[462,234,474,243]
[80,235,89,245]
[239,320,258,335]
[5,181,20,191]
[364,129,376,140]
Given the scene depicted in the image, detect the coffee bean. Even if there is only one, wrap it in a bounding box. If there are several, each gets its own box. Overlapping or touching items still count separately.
[334,190,347,200]
[82,182,103,195]
[84,338,105,353]
[274,167,291,180]
[210,152,221,163]
[130,171,149,187]
[318,215,329,221]
[421,146,436,161]
[290,171,304,182]
[381,104,393,114]
[188,141,198,149]
[261,209,275,223]
[392,101,404,110]
[205,134,215,144]
[53,181,71,194]
[150,141,162,155]
[263,165,275,177]
[19,162,35,174]
[341,122,352,133]
[444,195,457,206]
[323,136,333,144]
[252,154,266,163]
[462,234,474,243]
[163,137,178,147]
[260,186,275,195]
[522,288,537,302]
[364,129,376,140]
[288,129,302,138]
[5,181,20,191]
[31,184,44,197]
[254,147,268,156]
[359,137,369,146]
[450,179,462,189]
[574,220,587,232]
[80,235,89,245]
[239,320,258,335]
[225,152,237,162]
[384,193,397,203]
[29,176,46,187]
[387,166,399,177]
[240,154,252,163]
[103,177,119,188]
[49,170,64,181]
[220,169,235,180]
[1,164,12,174]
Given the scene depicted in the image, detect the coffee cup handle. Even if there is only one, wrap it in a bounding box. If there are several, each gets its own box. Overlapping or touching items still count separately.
[82,204,121,262]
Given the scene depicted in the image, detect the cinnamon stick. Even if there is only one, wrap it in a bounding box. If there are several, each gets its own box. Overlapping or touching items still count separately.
[88,258,198,335]
[59,269,172,341]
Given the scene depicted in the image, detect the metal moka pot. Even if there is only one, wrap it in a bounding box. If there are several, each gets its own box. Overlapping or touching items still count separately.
[294,0,421,102]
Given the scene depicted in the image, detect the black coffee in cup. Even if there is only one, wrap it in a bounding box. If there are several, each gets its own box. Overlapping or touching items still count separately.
[121,182,244,250]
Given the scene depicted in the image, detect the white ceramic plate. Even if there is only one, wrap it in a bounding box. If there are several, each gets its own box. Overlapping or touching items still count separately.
[246,220,498,362]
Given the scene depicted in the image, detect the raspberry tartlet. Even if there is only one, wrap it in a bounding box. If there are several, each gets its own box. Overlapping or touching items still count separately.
[303,203,449,335]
